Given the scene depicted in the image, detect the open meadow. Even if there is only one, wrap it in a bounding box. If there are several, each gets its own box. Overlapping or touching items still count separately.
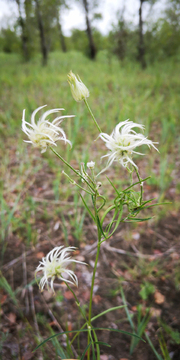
[0,51,180,360]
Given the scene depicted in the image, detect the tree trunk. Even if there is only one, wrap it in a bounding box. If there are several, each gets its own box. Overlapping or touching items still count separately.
[16,0,29,61]
[35,0,48,65]
[83,0,96,60]
[138,0,146,69]
[57,15,66,52]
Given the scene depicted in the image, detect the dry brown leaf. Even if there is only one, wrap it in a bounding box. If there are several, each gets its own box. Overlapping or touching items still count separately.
[150,307,162,317]
[22,351,34,360]
[93,294,102,304]
[7,312,16,324]
[64,290,74,300]
[154,291,165,304]
[36,251,45,259]
[170,252,179,260]
[100,355,108,360]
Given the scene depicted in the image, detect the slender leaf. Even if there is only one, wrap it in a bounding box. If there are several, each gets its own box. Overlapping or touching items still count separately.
[33,327,144,351]
[80,194,95,222]
[145,332,163,360]
[94,341,111,347]
[80,341,92,360]
[91,305,126,322]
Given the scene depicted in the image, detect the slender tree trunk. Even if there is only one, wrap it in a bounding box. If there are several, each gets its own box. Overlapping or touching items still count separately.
[57,15,66,52]
[138,0,146,69]
[83,0,96,59]
[35,0,48,65]
[16,0,29,60]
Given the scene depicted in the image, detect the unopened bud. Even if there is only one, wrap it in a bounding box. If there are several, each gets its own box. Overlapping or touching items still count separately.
[67,71,89,102]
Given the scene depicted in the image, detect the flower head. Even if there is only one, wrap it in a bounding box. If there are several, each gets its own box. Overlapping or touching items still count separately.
[22,105,74,153]
[67,71,89,102]
[99,120,158,174]
[87,161,95,169]
[35,246,86,292]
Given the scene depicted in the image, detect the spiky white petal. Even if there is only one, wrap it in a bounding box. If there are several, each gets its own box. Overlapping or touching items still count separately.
[67,71,89,102]
[35,246,86,293]
[98,120,158,174]
[22,105,74,153]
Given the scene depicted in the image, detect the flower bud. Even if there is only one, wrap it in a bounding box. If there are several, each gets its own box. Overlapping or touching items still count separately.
[67,71,89,102]
[87,161,95,169]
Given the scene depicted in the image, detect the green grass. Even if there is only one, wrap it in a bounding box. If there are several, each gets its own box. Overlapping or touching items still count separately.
[1,50,179,197]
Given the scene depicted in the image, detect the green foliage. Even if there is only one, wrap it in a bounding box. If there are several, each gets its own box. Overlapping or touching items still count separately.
[121,287,150,355]
[139,282,155,300]
[0,28,21,53]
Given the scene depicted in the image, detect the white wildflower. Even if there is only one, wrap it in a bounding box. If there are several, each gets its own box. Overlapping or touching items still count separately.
[22,105,74,153]
[99,119,158,174]
[67,70,89,102]
[87,161,95,169]
[35,246,86,292]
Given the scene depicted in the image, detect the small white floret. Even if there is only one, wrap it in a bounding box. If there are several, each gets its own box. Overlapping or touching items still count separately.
[87,161,95,169]
[22,105,74,153]
[35,246,86,293]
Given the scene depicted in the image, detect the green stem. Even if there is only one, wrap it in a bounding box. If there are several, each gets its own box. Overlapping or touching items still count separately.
[50,147,95,193]
[134,167,143,205]
[65,282,88,323]
[87,195,101,360]
[84,98,102,133]
[65,283,97,356]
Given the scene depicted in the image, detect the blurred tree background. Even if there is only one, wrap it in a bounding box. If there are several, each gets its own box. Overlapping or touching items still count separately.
[0,0,179,67]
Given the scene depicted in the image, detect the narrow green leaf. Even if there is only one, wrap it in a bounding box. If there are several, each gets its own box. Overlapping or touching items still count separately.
[91,305,126,322]
[33,327,144,351]
[123,176,151,192]
[80,341,92,360]
[94,341,111,347]
[106,176,120,195]
[145,332,163,360]
[0,271,18,306]
[80,194,95,222]
[126,217,152,222]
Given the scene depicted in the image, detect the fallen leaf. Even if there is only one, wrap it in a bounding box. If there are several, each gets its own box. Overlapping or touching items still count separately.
[22,351,34,360]
[67,321,73,338]
[132,232,140,241]
[154,291,165,304]
[150,308,162,317]
[0,294,7,305]
[7,312,16,324]
[64,290,74,300]
[131,306,137,312]
[76,255,85,262]
[93,294,102,304]
[36,252,45,259]
[153,249,162,255]
[54,221,60,231]
[100,355,108,360]
[170,252,179,260]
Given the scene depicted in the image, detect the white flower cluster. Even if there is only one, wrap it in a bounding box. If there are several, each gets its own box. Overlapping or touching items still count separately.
[99,119,158,174]
[35,246,86,292]
[22,105,73,153]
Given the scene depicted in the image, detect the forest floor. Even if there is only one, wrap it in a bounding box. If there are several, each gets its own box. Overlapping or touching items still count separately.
[1,146,180,360]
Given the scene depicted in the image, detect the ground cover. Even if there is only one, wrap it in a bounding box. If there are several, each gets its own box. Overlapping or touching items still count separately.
[0,51,180,359]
